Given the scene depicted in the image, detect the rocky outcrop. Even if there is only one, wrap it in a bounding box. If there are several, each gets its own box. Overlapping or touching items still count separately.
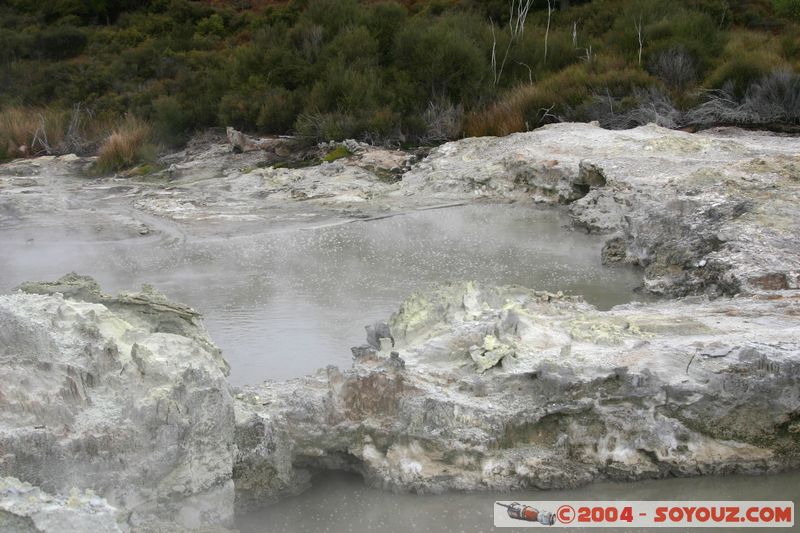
[226,127,296,155]
[0,274,235,530]
[2,123,800,526]
[234,282,800,505]
[0,477,121,533]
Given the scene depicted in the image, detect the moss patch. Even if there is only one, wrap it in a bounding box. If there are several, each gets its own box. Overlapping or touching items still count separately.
[322,146,353,163]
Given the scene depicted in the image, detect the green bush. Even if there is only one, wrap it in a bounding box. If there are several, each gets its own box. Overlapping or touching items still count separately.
[774,0,800,19]
[152,95,190,146]
[1,0,798,148]
[294,111,360,142]
[705,55,777,96]
[393,16,490,105]
[35,25,87,60]
[257,88,300,133]
[218,87,262,131]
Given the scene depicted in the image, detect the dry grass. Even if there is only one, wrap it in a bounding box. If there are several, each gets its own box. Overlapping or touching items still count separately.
[0,106,124,161]
[0,108,156,170]
[0,108,69,159]
[466,55,656,137]
[94,116,155,173]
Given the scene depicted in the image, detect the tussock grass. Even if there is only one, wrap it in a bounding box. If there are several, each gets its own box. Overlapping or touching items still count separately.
[0,106,124,161]
[0,108,68,159]
[94,117,156,173]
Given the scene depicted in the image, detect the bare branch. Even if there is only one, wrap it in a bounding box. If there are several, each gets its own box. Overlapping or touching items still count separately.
[634,15,643,66]
[544,0,553,64]
[572,20,578,48]
[515,61,534,85]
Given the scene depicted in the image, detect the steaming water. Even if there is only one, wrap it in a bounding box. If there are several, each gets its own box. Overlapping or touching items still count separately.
[2,198,798,530]
[0,204,649,385]
[237,470,800,533]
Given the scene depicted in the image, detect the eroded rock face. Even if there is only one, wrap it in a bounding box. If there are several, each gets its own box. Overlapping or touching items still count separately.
[234,282,800,505]
[0,275,235,530]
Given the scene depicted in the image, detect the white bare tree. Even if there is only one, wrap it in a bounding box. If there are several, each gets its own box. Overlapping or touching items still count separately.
[510,0,534,39]
[634,15,644,66]
[491,0,535,85]
[572,20,578,48]
[544,0,553,64]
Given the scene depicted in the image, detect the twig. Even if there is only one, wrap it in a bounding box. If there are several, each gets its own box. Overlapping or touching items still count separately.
[515,61,533,85]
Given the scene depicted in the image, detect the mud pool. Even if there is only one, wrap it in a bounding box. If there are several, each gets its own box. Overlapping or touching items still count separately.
[238,471,800,533]
[0,204,648,385]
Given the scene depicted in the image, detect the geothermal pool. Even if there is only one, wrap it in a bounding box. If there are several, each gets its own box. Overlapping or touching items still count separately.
[0,204,648,385]
[2,198,799,531]
[237,470,800,533]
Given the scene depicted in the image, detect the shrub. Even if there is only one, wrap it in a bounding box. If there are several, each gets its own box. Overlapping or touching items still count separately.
[421,98,464,142]
[393,17,490,106]
[95,116,155,173]
[705,56,778,97]
[294,111,360,142]
[688,70,800,125]
[745,69,800,122]
[196,14,225,36]
[774,0,800,20]
[704,31,789,96]
[257,88,300,134]
[321,25,379,69]
[35,26,88,60]
[307,62,382,115]
[218,89,262,131]
[579,87,684,129]
[152,95,191,146]
[0,106,116,158]
[465,55,658,136]
[648,47,697,90]
[365,1,407,58]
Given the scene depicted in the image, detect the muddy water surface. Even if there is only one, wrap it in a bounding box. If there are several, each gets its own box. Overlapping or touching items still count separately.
[2,197,797,530]
[237,470,800,533]
[0,204,648,385]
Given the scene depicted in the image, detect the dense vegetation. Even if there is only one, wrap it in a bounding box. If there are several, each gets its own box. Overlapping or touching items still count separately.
[1,0,799,165]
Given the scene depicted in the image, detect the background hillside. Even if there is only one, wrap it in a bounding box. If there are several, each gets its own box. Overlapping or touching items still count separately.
[1,0,799,167]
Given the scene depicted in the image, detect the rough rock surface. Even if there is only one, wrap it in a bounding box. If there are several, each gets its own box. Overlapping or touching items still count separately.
[0,477,121,533]
[0,274,235,530]
[234,282,800,505]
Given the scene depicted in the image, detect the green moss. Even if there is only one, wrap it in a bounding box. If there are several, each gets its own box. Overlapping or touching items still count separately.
[322,145,353,162]
[131,163,160,176]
